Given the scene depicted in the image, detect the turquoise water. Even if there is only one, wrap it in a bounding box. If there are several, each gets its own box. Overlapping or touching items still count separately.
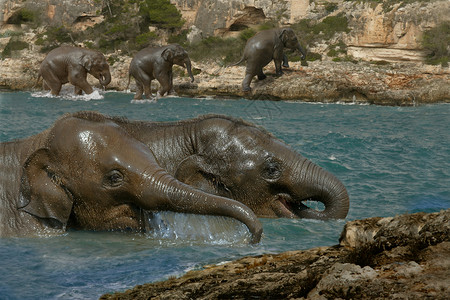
[1,91,449,299]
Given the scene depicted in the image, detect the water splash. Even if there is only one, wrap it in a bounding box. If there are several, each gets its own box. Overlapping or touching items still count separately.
[144,211,252,245]
[30,86,104,101]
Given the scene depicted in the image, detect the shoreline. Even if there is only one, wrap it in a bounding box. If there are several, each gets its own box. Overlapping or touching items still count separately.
[101,209,450,299]
[1,52,449,106]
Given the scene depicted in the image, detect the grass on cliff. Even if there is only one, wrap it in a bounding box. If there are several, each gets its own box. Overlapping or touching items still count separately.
[33,0,184,54]
[421,21,449,67]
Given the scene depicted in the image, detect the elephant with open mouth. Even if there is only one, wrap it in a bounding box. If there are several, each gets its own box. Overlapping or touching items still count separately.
[114,114,349,220]
[0,112,262,243]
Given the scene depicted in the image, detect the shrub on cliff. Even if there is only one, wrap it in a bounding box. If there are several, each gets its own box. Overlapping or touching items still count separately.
[89,0,184,53]
[33,0,184,55]
[422,21,449,67]
[6,9,36,26]
[1,38,29,58]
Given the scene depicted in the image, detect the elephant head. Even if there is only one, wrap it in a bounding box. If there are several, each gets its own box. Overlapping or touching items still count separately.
[18,112,261,242]
[174,116,349,220]
[81,50,112,87]
[279,28,306,60]
[162,44,194,83]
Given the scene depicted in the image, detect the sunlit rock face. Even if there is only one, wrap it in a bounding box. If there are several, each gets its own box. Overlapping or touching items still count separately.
[171,0,449,63]
[0,0,102,26]
[344,1,450,62]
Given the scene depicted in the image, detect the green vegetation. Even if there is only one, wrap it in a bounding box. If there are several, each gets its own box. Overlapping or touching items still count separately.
[421,21,449,67]
[35,26,77,53]
[344,0,432,12]
[187,36,246,66]
[139,0,185,29]
[34,0,184,54]
[1,39,29,58]
[289,14,350,62]
[6,9,36,25]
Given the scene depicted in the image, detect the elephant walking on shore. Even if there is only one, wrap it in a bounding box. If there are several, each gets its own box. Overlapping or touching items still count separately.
[0,111,262,242]
[232,28,306,92]
[38,46,111,96]
[127,44,194,100]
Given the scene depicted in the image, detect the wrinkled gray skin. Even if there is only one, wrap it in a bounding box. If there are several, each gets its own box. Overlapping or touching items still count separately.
[38,46,111,96]
[232,28,306,92]
[127,44,194,100]
[115,114,349,221]
[0,112,262,243]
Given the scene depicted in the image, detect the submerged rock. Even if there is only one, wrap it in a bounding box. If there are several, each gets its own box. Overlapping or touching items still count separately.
[100,209,450,299]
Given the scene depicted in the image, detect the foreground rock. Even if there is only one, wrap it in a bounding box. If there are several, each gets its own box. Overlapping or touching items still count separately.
[101,209,449,299]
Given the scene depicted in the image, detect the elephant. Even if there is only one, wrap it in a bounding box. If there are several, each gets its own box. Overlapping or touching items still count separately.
[107,114,349,220]
[127,44,194,100]
[0,111,262,243]
[37,46,111,96]
[232,28,306,92]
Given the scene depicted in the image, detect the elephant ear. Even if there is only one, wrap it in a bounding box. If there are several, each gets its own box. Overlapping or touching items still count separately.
[81,54,92,71]
[161,48,174,62]
[19,148,73,227]
[175,155,230,197]
[279,28,289,44]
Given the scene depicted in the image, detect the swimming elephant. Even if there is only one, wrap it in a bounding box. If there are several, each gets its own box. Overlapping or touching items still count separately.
[38,46,111,96]
[127,44,194,100]
[232,28,306,92]
[113,114,349,220]
[0,112,262,242]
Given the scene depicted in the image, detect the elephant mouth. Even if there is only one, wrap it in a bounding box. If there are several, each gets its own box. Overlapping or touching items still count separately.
[272,193,325,218]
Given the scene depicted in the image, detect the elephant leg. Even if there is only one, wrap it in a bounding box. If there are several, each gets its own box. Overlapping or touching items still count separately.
[69,71,93,95]
[134,81,144,100]
[42,81,50,91]
[282,54,289,68]
[274,60,283,76]
[157,73,171,97]
[74,86,83,95]
[167,71,177,96]
[42,72,62,95]
[75,81,94,95]
[143,80,152,99]
[242,72,254,92]
[257,68,267,81]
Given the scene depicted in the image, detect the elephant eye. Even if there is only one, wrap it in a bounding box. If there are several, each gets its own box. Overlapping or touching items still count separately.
[104,170,124,188]
[263,158,282,181]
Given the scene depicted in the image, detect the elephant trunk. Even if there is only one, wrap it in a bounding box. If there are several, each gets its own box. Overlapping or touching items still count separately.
[290,158,349,220]
[297,43,307,60]
[99,71,111,87]
[139,169,262,243]
[184,58,195,83]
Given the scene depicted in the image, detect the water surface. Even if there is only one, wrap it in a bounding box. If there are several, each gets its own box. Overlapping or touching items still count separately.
[0,91,449,299]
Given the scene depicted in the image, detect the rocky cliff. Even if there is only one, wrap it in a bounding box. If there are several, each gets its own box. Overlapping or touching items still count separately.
[172,0,450,63]
[0,0,449,104]
[100,209,450,299]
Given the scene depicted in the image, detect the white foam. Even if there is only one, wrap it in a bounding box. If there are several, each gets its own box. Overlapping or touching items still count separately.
[31,86,104,101]
[145,211,252,245]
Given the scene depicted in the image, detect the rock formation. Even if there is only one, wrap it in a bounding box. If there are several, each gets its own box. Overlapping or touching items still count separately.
[100,209,450,299]
[0,0,449,104]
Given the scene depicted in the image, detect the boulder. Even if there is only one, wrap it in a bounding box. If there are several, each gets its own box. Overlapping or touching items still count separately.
[100,209,450,299]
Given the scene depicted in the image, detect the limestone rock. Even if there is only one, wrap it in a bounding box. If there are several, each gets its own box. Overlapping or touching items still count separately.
[101,209,450,299]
